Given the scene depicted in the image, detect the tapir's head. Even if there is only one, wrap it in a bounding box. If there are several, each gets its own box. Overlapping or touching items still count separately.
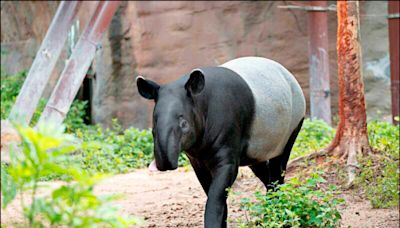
[136,69,205,171]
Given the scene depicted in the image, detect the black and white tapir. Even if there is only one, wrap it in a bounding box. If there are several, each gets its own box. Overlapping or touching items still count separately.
[136,56,305,228]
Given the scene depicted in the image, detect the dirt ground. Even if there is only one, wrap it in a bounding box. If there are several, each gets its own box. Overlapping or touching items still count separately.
[1,167,399,228]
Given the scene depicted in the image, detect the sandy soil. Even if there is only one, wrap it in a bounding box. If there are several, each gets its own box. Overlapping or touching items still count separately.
[1,167,399,227]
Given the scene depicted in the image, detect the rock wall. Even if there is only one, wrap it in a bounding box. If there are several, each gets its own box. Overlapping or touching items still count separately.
[1,1,392,129]
[94,1,330,129]
[1,1,58,98]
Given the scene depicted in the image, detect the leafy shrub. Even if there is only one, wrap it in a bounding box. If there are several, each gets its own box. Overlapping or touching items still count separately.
[75,119,191,174]
[240,173,343,228]
[76,120,153,173]
[1,123,138,227]
[1,70,27,119]
[368,120,399,155]
[356,120,399,208]
[290,119,335,159]
[64,100,88,132]
[0,70,88,130]
[29,99,47,126]
[1,163,16,209]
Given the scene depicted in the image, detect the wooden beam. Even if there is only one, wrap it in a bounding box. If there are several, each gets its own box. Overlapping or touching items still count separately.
[37,1,121,127]
[8,1,82,124]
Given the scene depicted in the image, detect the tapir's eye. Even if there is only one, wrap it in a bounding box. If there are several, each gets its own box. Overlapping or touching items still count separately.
[179,117,190,133]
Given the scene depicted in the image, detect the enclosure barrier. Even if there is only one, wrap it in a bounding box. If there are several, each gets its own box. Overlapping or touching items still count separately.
[37,1,121,126]
[8,1,82,124]
[307,1,332,125]
[279,1,400,125]
[6,1,120,128]
[278,1,333,125]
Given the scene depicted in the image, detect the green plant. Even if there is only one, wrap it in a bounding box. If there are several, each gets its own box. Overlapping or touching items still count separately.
[64,100,88,133]
[2,123,138,227]
[290,119,335,159]
[75,119,191,174]
[0,70,47,125]
[239,173,343,228]
[1,163,16,209]
[75,120,153,173]
[356,120,399,208]
[1,70,27,119]
[30,99,48,126]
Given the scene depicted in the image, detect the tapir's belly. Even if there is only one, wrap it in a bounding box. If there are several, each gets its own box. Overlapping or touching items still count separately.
[221,57,305,161]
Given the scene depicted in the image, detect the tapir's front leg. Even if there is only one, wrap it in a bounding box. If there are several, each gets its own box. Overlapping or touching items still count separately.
[205,153,238,228]
[188,156,212,195]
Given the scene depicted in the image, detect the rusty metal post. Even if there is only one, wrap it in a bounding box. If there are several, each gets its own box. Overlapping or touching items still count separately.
[308,0,332,125]
[388,1,400,125]
[37,1,121,127]
[8,1,82,124]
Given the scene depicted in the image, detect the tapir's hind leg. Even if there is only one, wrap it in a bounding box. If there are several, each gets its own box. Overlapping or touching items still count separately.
[268,118,304,187]
[250,160,280,190]
[249,161,270,188]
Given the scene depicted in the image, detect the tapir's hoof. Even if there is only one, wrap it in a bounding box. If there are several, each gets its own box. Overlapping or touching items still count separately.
[148,160,159,172]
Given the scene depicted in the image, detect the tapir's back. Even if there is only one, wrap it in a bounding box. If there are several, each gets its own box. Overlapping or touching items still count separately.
[221,57,305,161]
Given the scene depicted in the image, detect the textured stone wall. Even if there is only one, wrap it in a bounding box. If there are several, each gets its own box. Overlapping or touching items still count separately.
[1,1,58,95]
[1,1,392,129]
[94,1,332,129]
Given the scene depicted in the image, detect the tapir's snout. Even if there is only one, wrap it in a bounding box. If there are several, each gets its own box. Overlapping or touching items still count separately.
[155,159,178,171]
[154,145,178,171]
[153,128,179,171]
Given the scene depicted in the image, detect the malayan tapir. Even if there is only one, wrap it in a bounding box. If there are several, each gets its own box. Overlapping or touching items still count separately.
[136,56,306,228]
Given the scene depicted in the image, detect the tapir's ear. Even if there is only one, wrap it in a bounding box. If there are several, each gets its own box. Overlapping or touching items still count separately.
[185,69,205,96]
[136,76,160,100]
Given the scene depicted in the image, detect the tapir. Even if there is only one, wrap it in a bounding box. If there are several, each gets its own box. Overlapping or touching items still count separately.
[136,56,306,228]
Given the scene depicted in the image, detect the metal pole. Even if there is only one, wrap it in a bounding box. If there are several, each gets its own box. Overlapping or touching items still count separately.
[308,0,332,125]
[37,1,121,127]
[388,1,399,125]
[8,1,82,124]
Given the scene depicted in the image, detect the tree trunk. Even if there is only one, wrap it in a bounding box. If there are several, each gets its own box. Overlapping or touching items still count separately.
[327,1,371,186]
